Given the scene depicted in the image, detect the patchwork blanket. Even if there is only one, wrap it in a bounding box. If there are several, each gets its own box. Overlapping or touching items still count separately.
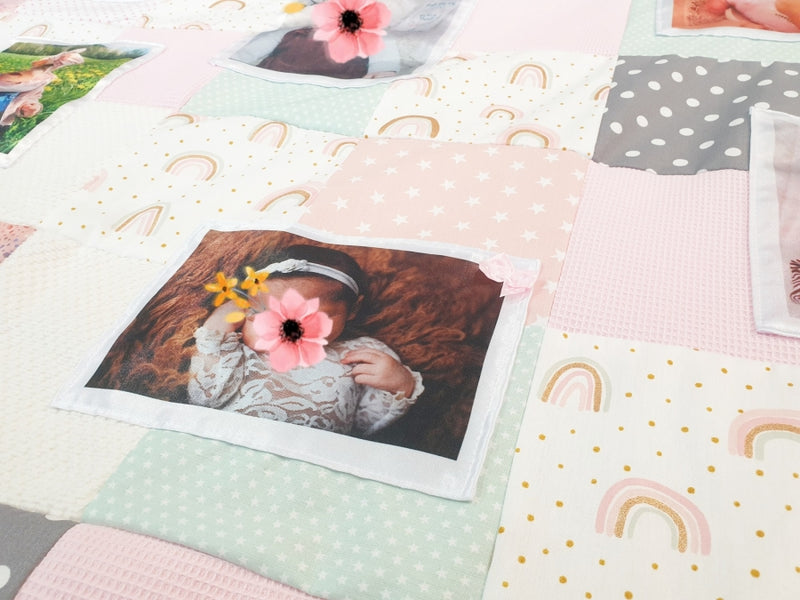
[1,1,799,599]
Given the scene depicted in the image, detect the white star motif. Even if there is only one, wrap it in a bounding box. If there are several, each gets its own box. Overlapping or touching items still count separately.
[441,179,455,190]
[465,196,481,206]
[350,175,363,183]
[545,279,558,293]
[362,157,376,166]
[510,161,525,171]
[451,153,466,163]
[405,186,420,198]
[522,230,538,241]
[537,176,553,187]
[485,146,499,156]
[559,220,573,232]
[396,150,409,158]
[417,159,431,170]
[545,152,560,162]
[393,214,408,225]
[384,166,398,175]
[482,238,498,250]
[492,212,508,222]
[573,169,585,179]
[475,172,490,182]
[529,202,545,213]
[429,205,445,216]
[502,186,517,196]
[356,222,371,233]
[552,248,566,261]
[418,229,432,239]
[455,221,470,231]
[566,194,580,205]
[333,197,348,210]
[370,191,385,204]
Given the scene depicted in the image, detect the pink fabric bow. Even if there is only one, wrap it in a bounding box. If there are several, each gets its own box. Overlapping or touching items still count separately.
[478,254,540,297]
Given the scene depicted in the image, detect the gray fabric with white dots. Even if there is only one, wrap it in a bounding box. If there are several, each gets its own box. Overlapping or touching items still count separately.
[594,55,800,174]
[0,504,75,600]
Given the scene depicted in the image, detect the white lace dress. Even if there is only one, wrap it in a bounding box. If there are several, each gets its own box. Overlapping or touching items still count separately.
[187,326,424,436]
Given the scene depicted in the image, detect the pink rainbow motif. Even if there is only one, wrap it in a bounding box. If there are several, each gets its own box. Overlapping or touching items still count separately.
[480,104,524,121]
[729,409,800,458]
[539,359,608,412]
[114,205,165,237]
[164,113,197,125]
[497,124,559,148]
[377,115,441,139]
[81,169,108,192]
[248,121,289,147]
[163,153,220,181]
[593,84,611,102]
[20,24,48,37]
[509,63,550,89]
[596,478,711,555]
[256,185,317,212]
[323,138,359,158]
[208,0,246,9]
[390,76,435,97]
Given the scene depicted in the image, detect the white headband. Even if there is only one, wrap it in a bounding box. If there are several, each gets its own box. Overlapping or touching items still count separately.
[263,258,360,296]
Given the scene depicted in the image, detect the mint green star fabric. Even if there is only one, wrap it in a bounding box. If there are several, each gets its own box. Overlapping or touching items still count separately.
[183,71,389,137]
[83,325,544,600]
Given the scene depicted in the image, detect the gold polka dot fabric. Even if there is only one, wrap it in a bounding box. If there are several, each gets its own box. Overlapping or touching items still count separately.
[484,328,800,599]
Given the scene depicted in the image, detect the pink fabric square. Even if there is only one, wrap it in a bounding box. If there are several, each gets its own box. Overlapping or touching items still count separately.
[97,28,246,109]
[452,0,632,56]
[300,138,588,323]
[16,524,320,600]
[549,162,800,364]
[0,222,35,263]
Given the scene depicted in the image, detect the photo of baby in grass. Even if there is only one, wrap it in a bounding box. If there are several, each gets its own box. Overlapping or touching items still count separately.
[0,40,152,162]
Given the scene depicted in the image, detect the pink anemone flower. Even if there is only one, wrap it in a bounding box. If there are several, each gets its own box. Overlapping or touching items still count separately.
[252,288,333,372]
[312,0,391,63]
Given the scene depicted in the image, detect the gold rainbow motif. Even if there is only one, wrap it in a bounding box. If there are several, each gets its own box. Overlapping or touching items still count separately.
[510,63,549,88]
[540,359,606,412]
[377,115,441,139]
[249,121,289,147]
[114,205,165,237]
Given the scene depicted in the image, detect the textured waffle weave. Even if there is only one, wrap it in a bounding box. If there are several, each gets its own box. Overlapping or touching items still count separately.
[0,231,155,519]
[550,162,800,364]
[16,524,320,600]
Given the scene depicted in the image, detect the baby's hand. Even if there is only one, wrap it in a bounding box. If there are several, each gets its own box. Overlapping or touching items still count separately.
[203,300,247,335]
[342,348,416,398]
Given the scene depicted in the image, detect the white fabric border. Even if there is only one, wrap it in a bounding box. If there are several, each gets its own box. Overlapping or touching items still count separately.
[0,37,163,168]
[749,107,800,338]
[655,0,800,41]
[53,222,536,501]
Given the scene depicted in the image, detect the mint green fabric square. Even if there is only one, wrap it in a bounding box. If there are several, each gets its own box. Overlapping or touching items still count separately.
[84,325,545,600]
[183,71,389,137]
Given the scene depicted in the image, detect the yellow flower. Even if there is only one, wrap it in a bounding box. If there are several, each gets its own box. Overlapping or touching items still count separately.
[205,271,240,307]
[241,266,270,297]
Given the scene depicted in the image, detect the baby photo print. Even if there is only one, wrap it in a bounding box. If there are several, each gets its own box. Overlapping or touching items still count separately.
[54,225,536,499]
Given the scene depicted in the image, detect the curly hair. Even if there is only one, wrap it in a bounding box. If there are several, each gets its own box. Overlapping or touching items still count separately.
[87,229,504,459]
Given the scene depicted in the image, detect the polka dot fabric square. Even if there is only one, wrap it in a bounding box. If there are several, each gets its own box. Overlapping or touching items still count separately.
[483,328,800,600]
[593,55,800,174]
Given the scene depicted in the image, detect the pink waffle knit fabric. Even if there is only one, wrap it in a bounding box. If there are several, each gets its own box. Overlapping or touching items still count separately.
[15,524,320,600]
[549,162,800,364]
[452,0,632,56]
[97,28,245,110]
